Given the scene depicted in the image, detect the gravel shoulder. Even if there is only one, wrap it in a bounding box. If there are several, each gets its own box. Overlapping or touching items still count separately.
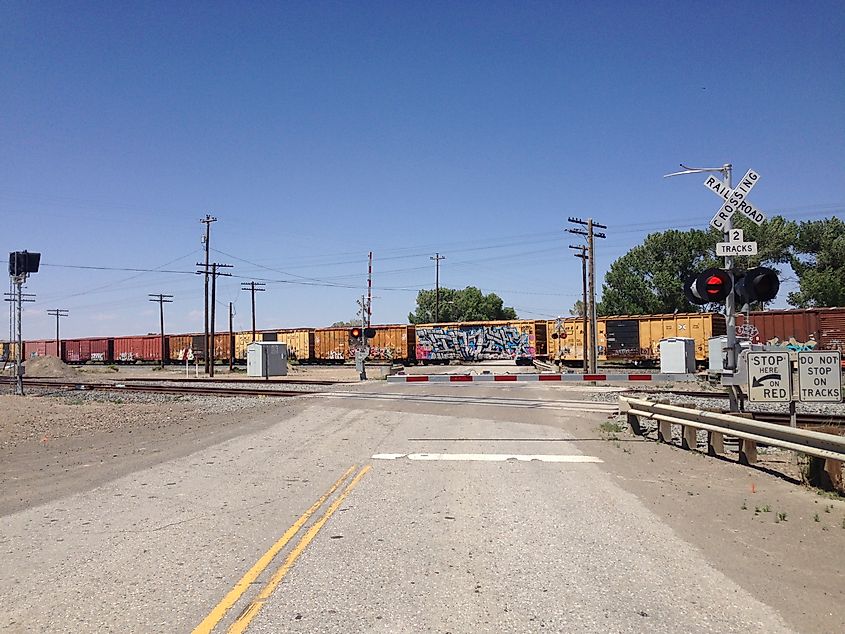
[0,391,301,515]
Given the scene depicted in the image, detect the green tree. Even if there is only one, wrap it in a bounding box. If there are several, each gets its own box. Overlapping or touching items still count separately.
[570,300,585,317]
[330,320,359,327]
[597,218,798,315]
[597,229,722,315]
[408,287,518,323]
[788,217,845,307]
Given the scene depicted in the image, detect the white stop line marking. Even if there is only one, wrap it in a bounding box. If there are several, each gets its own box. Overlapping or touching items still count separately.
[372,453,602,463]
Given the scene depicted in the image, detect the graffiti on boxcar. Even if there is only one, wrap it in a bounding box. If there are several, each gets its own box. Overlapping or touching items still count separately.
[117,352,137,362]
[765,336,818,352]
[366,346,395,360]
[415,325,534,361]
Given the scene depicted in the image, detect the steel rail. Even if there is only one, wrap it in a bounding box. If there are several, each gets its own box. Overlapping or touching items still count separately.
[18,379,307,398]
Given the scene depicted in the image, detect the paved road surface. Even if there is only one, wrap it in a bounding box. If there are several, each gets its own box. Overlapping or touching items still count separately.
[2,382,842,632]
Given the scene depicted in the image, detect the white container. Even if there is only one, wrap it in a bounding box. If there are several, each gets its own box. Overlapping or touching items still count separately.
[659,337,696,374]
[247,342,288,377]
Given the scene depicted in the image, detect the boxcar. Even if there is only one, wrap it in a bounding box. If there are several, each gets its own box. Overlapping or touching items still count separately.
[547,313,725,365]
[63,338,112,363]
[113,335,164,363]
[415,320,546,364]
[272,329,315,362]
[314,327,354,363]
[24,340,59,359]
[737,307,845,354]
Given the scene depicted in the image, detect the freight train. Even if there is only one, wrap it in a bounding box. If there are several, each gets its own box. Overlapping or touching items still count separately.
[3,308,844,368]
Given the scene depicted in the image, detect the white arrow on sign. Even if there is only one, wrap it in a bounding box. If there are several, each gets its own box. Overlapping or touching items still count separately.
[705,169,767,231]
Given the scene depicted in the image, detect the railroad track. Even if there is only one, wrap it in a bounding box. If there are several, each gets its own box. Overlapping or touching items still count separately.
[73,376,349,386]
[16,379,308,398]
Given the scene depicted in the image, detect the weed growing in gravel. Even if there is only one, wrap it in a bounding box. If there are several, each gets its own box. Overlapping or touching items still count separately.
[600,421,625,434]
[842,517,845,529]
[741,500,747,510]
[777,512,787,522]
[814,513,820,522]
[762,505,771,513]
[824,505,832,513]
[754,506,760,514]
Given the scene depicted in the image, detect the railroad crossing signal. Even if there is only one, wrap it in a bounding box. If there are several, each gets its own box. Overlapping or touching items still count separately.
[734,267,780,305]
[704,169,767,231]
[683,268,732,304]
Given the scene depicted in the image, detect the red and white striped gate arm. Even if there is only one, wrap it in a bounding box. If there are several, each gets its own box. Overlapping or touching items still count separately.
[387,373,699,383]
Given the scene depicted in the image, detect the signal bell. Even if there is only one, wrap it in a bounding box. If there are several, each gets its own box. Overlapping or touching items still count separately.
[683,268,732,305]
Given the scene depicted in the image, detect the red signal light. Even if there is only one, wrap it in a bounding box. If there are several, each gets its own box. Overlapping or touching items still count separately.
[349,327,362,339]
[705,275,725,296]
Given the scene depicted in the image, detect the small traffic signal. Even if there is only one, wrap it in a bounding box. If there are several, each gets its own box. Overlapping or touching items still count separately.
[734,267,779,304]
[349,327,362,339]
[683,268,732,305]
[9,251,41,276]
[363,327,376,339]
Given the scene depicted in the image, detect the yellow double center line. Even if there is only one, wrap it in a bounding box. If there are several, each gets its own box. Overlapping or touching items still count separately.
[193,464,371,634]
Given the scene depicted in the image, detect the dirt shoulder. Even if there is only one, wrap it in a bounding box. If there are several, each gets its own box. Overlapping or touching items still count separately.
[564,410,845,634]
[0,392,301,515]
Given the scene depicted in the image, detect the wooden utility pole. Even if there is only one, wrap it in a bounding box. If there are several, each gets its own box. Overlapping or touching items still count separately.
[228,301,234,371]
[430,252,446,322]
[46,309,69,358]
[240,281,266,341]
[569,245,589,372]
[197,261,232,376]
[148,294,173,368]
[567,218,606,373]
[200,214,217,374]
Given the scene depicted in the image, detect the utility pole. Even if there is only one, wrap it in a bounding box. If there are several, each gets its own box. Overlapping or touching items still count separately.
[46,309,69,358]
[4,284,35,396]
[200,214,217,374]
[240,281,266,341]
[148,294,173,368]
[567,218,606,374]
[367,251,373,326]
[430,252,446,322]
[569,245,589,372]
[196,262,232,376]
[228,301,234,371]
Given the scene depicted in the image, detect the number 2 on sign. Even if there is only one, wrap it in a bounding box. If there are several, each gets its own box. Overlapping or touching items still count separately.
[730,229,743,242]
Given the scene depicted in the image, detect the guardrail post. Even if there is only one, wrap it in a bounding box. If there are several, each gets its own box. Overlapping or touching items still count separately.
[626,413,642,436]
[807,457,844,493]
[739,439,758,465]
[707,431,724,456]
[658,420,672,444]
[681,425,697,451]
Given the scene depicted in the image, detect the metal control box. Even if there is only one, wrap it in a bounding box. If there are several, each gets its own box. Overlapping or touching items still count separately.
[247,342,288,377]
[659,337,696,374]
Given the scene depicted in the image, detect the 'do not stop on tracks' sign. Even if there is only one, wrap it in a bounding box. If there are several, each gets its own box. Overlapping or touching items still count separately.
[797,351,842,402]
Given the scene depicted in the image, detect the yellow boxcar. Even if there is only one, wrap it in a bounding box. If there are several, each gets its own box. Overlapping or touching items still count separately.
[635,313,726,362]
[274,329,314,362]
[546,318,606,364]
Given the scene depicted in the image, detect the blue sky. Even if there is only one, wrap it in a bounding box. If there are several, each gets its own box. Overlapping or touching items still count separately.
[2,1,843,339]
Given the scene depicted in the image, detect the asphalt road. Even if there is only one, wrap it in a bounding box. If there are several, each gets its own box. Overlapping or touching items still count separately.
[1,382,840,633]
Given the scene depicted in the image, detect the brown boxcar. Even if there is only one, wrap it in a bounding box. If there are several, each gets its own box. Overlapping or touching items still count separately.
[314,327,353,362]
[547,318,605,364]
[737,307,845,354]
[273,329,315,362]
[113,335,163,363]
[63,338,112,363]
[24,340,59,358]
[168,334,196,362]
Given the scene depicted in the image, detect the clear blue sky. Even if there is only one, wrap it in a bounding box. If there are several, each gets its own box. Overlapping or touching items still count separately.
[2,1,843,339]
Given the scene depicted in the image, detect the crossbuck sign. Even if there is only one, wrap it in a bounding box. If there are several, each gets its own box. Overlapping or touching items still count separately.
[704,169,768,232]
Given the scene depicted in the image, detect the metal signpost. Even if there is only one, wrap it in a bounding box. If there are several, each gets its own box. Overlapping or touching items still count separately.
[747,351,791,403]
[797,351,842,403]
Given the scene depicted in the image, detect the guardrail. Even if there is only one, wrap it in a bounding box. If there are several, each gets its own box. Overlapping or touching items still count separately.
[619,396,845,493]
